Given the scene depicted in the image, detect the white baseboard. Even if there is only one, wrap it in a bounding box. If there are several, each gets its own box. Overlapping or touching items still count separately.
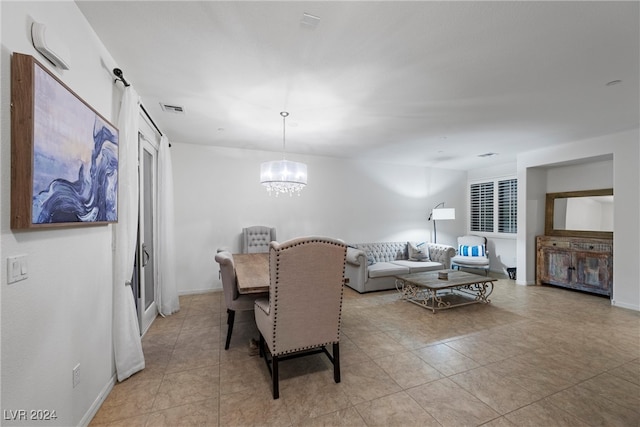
[611,299,640,311]
[79,374,116,427]
[178,288,222,296]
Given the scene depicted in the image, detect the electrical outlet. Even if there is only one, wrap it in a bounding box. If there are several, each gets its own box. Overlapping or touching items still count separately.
[72,364,80,388]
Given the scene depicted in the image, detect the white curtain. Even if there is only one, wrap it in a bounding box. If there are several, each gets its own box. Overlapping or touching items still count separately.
[113,87,145,381]
[157,135,180,315]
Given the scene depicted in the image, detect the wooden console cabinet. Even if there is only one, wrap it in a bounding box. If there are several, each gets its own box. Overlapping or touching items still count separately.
[536,235,612,296]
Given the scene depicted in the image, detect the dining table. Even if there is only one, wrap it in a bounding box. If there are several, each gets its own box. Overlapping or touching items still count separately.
[233,251,349,294]
[233,252,270,294]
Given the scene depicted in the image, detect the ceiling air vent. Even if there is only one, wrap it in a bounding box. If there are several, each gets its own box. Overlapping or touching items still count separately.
[478,152,498,158]
[300,13,320,29]
[160,103,185,114]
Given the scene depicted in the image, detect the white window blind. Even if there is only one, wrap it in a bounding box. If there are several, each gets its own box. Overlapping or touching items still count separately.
[470,182,494,232]
[498,179,517,233]
[498,179,518,233]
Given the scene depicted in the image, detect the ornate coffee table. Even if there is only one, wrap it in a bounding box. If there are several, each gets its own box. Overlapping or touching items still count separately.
[395,270,495,313]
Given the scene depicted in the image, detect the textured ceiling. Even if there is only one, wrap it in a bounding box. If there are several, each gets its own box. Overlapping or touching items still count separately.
[76,1,639,170]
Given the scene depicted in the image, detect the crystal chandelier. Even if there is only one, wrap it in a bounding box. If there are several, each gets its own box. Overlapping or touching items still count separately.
[260,112,307,196]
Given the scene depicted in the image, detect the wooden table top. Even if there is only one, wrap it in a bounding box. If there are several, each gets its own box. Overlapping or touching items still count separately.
[395,270,495,291]
[234,252,270,294]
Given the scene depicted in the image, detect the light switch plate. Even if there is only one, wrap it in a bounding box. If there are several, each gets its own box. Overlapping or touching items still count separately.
[7,255,28,284]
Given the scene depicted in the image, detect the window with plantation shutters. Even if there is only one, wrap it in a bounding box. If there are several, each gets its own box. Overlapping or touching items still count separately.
[469,177,517,235]
[470,182,494,232]
[498,179,517,233]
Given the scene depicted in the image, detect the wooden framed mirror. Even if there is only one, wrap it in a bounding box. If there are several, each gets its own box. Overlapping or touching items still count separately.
[545,188,613,238]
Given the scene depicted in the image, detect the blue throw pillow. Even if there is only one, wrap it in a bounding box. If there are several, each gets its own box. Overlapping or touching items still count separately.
[459,245,486,257]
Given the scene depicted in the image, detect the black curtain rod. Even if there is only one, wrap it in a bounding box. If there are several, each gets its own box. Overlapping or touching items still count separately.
[113,68,170,146]
[139,103,164,138]
[113,67,130,87]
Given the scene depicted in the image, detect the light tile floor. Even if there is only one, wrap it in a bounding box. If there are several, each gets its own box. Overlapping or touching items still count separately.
[90,279,640,426]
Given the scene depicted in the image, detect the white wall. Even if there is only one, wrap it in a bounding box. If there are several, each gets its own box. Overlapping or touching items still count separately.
[549,160,614,232]
[1,2,120,425]
[517,129,640,310]
[546,159,614,192]
[467,162,519,274]
[171,143,468,294]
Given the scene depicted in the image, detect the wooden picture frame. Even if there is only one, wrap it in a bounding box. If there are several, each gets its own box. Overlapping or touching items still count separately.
[544,188,613,239]
[11,53,119,229]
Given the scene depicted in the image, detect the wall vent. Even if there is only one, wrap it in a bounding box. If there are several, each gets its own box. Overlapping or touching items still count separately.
[160,103,185,114]
[31,22,70,70]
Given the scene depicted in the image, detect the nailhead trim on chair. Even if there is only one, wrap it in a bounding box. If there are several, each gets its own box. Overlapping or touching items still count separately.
[269,238,347,356]
[271,245,279,354]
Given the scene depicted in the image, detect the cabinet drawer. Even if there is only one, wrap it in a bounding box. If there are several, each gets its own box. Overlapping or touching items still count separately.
[571,242,612,252]
[540,239,571,249]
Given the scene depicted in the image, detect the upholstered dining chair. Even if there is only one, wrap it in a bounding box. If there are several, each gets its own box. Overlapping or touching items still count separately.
[254,236,348,399]
[215,251,265,350]
[242,226,276,253]
[451,235,491,275]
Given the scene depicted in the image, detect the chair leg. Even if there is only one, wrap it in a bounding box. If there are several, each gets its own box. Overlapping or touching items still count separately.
[225,309,235,350]
[259,334,264,358]
[333,343,341,383]
[272,355,279,399]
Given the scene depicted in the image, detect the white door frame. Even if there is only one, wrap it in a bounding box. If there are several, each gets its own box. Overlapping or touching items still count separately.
[137,131,159,335]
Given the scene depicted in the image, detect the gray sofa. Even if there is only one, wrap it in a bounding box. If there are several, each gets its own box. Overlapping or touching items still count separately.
[345,241,456,293]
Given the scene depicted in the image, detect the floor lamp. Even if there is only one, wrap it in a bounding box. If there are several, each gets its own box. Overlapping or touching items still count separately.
[428,202,456,243]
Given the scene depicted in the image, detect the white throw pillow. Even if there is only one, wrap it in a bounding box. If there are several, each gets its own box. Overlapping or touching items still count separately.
[408,241,430,261]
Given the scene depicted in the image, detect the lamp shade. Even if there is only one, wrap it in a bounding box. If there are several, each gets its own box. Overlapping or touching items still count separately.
[260,160,307,196]
[431,208,456,220]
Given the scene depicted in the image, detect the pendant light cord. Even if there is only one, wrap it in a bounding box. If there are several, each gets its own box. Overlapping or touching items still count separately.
[281,111,289,159]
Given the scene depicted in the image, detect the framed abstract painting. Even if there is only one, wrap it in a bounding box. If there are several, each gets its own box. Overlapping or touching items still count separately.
[11,53,118,229]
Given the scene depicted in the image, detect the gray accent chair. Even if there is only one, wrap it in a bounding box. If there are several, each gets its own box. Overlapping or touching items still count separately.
[242,226,276,253]
[254,236,347,399]
[214,251,266,350]
[451,235,490,275]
